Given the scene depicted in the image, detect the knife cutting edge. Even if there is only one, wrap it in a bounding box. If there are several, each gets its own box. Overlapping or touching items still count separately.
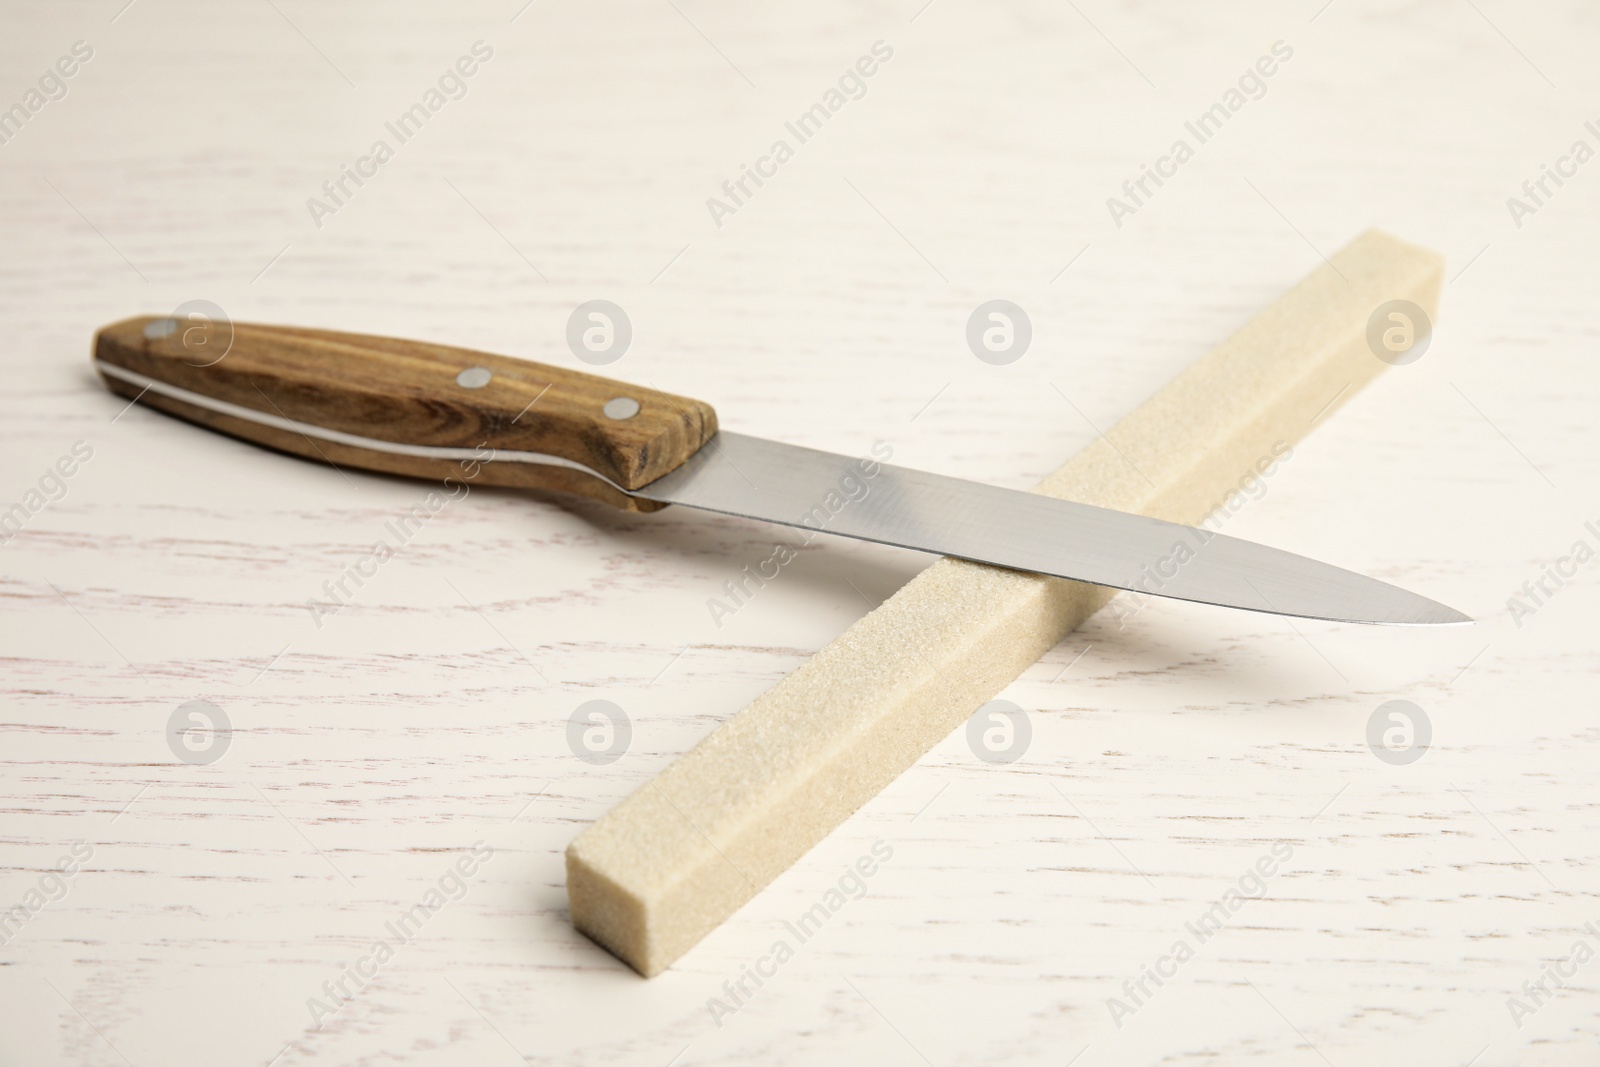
[91,316,1470,627]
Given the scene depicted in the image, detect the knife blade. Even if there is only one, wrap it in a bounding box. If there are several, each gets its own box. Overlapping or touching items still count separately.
[634,431,1468,626]
[91,316,1469,626]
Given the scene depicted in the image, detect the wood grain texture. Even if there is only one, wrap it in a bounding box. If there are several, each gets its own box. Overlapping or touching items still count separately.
[94,316,719,511]
[2,1,1597,1066]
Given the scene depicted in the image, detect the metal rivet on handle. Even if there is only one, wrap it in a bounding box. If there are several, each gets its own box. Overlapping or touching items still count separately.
[602,396,640,420]
[456,367,493,389]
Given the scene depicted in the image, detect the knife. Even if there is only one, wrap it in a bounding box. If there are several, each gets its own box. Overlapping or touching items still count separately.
[91,316,1469,626]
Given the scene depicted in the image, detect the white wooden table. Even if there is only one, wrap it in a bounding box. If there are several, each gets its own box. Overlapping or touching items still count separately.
[3,1,1596,1063]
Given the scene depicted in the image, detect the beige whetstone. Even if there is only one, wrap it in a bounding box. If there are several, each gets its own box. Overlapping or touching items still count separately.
[566,229,1445,976]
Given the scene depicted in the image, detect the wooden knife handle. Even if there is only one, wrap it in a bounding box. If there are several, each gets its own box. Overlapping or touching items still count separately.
[92,316,718,511]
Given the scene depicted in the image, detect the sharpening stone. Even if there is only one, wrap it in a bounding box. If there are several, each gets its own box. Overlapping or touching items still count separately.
[566,228,1445,976]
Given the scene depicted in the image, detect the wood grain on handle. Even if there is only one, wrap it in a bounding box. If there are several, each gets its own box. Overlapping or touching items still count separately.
[92,317,718,511]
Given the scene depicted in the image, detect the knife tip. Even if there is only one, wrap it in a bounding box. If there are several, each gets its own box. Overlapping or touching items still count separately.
[1403,599,1473,627]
